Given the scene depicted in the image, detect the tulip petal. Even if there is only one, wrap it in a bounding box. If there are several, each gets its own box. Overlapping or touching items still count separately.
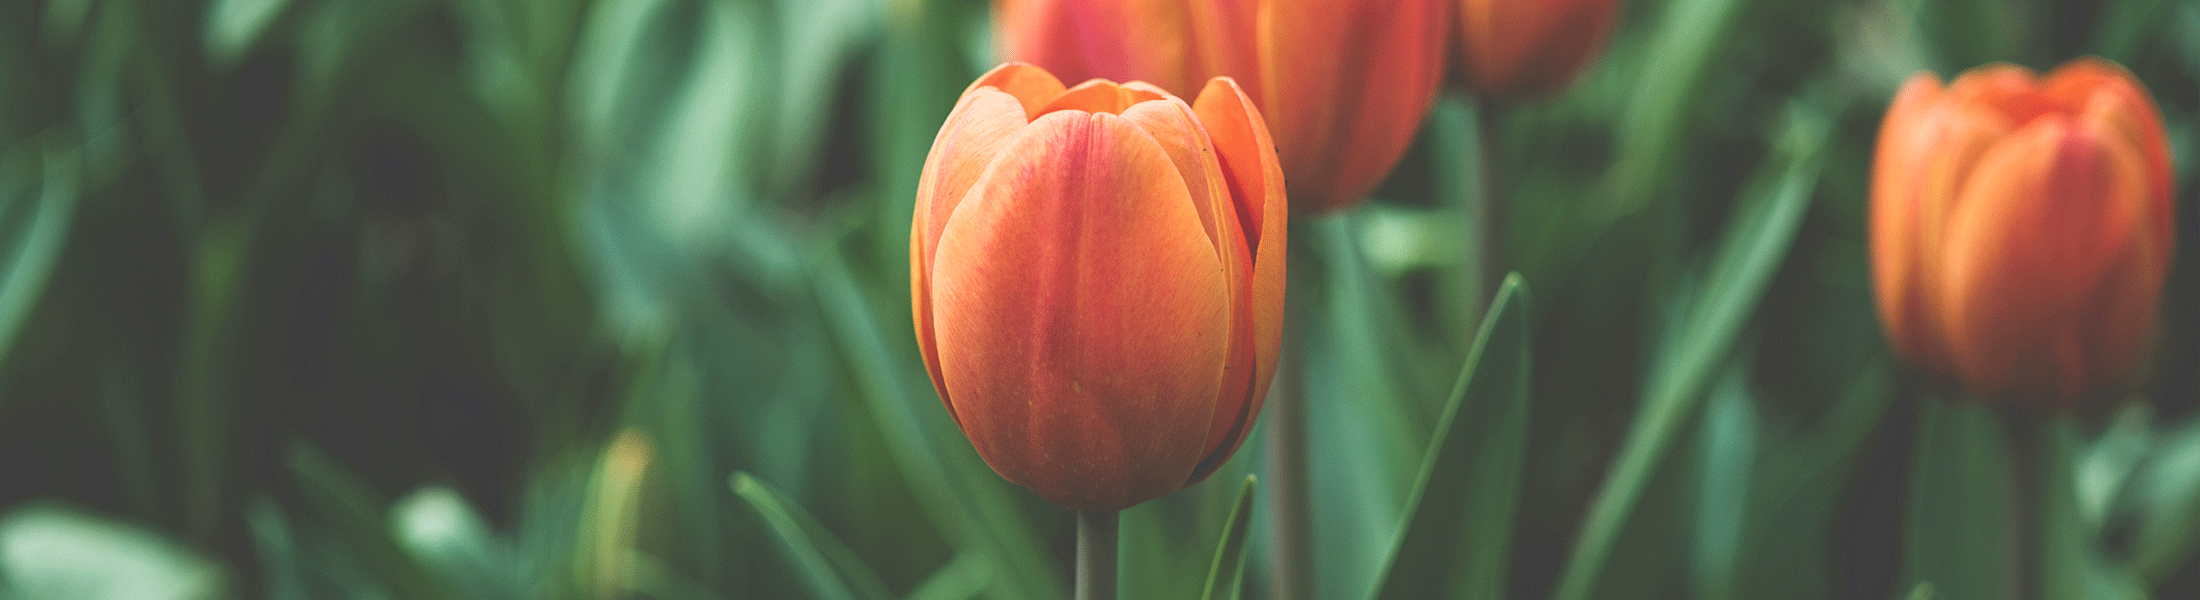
[1871,73,2012,376]
[2051,59,2174,260]
[1188,76,1288,483]
[931,110,1228,511]
[1119,96,1235,255]
[1460,0,1618,96]
[1042,79,1169,116]
[1937,115,2153,402]
[995,0,1198,96]
[1946,63,2064,126]
[912,73,1051,422]
[1869,73,1939,366]
[1267,0,1448,211]
[967,62,1070,119]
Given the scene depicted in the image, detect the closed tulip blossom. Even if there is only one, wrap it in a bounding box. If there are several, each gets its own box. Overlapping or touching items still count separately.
[910,64,1287,511]
[995,0,1447,214]
[1456,0,1623,98]
[1870,58,2174,408]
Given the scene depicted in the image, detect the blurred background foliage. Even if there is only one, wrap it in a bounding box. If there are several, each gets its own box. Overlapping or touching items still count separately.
[2,0,2200,598]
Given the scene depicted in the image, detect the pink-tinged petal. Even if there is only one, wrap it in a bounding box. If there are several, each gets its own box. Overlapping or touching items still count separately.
[1936,115,2153,402]
[995,0,1198,96]
[2052,59,2174,263]
[911,80,1044,421]
[1188,76,1288,483]
[930,110,1229,511]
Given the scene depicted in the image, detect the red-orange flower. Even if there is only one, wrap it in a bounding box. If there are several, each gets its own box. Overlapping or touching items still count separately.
[1455,0,1623,98]
[995,0,1448,214]
[1870,58,2174,408]
[910,64,1287,511]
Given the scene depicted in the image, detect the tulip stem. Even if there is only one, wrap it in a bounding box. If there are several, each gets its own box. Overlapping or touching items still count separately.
[1265,292,1314,600]
[1998,410,2041,600]
[1076,510,1119,600]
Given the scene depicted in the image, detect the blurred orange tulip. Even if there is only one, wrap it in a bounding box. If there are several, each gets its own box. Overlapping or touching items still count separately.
[996,0,1448,214]
[1455,0,1622,98]
[1870,58,2174,408]
[909,64,1288,511]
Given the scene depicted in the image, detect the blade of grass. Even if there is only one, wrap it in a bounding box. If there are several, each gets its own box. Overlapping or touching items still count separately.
[1369,275,1530,600]
[1201,475,1258,600]
[1550,104,1827,600]
[731,472,893,600]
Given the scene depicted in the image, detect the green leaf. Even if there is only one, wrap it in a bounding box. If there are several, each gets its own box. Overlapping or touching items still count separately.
[1201,475,1258,600]
[0,140,76,373]
[390,487,526,600]
[286,444,462,600]
[1304,215,1448,600]
[0,504,227,600]
[730,472,894,600]
[1370,275,1530,600]
[904,551,991,600]
[1549,104,1827,600]
[2034,421,2152,600]
[2122,417,2200,580]
[809,247,1065,600]
[759,0,883,197]
[2092,0,2171,64]
[1688,364,1756,600]
[1903,400,2004,600]
[1606,0,1756,215]
[205,0,296,68]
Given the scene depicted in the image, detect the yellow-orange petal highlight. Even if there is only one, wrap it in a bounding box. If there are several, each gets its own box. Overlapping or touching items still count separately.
[1868,57,2174,410]
[911,64,1288,511]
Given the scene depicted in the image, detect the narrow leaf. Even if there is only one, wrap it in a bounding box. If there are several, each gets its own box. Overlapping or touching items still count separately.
[905,551,992,600]
[730,472,893,600]
[0,142,76,371]
[1369,275,1530,600]
[1550,104,1828,600]
[1201,475,1259,600]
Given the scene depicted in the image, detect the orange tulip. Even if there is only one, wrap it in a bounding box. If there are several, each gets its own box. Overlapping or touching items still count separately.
[1870,58,2174,408]
[910,64,1288,511]
[995,0,1448,214]
[1455,0,1623,98]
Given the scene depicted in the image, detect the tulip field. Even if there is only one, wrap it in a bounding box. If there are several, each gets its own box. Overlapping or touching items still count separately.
[6,0,2200,599]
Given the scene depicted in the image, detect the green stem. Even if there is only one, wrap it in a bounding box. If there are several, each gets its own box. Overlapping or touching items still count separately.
[1076,511,1119,600]
[1264,305,1313,600]
[1999,410,2041,600]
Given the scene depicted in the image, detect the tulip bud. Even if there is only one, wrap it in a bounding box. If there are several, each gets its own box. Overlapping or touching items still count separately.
[1870,58,2174,408]
[910,64,1288,511]
[1455,0,1623,98]
[995,0,1448,214]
